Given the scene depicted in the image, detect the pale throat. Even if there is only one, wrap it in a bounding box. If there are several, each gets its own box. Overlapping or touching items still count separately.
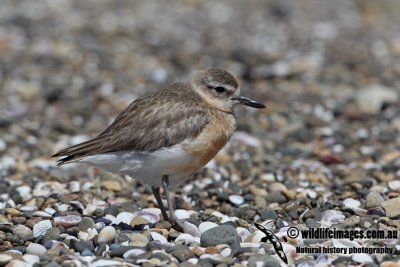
[192,85,233,112]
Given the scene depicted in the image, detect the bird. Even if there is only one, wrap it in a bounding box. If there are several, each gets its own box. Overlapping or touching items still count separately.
[53,68,265,230]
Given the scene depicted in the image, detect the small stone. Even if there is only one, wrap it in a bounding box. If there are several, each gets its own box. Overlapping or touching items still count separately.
[54,215,82,227]
[71,240,95,253]
[26,243,47,256]
[11,216,26,224]
[265,192,287,204]
[200,225,241,251]
[42,228,61,243]
[6,208,22,216]
[102,180,122,191]
[129,216,150,228]
[98,226,117,243]
[169,245,194,262]
[382,197,400,218]
[199,222,218,233]
[130,233,149,247]
[12,225,33,240]
[365,191,384,209]
[258,208,278,221]
[155,221,172,230]
[78,217,95,231]
[343,198,361,209]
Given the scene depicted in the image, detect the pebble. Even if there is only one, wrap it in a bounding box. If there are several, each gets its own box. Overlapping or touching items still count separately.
[343,198,361,209]
[200,225,241,251]
[366,191,384,209]
[71,240,95,253]
[0,254,12,265]
[12,225,33,240]
[248,254,281,267]
[26,243,47,256]
[78,217,95,231]
[170,245,194,262]
[130,233,149,247]
[102,180,122,191]
[54,215,82,227]
[98,226,117,243]
[355,84,398,114]
[265,192,287,204]
[43,228,61,243]
[382,197,400,218]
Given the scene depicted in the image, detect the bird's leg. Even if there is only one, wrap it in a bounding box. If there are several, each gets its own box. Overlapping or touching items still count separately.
[162,175,183,232]
[161,175,174,219]
[151,185,170,223]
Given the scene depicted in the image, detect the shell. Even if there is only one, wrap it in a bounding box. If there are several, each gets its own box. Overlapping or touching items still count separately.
[183,221,201,238]
[173,209,190,220]
[199,222,218,233]
[31,211,52,218]
[22,254,40,264]
[115,212,135,225]
[175,233,198,245]
[150,231,168,244]
[33,220,52,237]
[54,215,82,227]
[98,226,117,243]
[228,195,244,206]
[123,248,147,259]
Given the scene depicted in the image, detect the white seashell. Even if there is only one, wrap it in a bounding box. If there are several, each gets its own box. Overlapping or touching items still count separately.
[33,220,52,237]
[69,181,80,192]
[90,259,128,267]
[22,254,40,264]
[98,226,117,243]
[245,230,265,243]
[26,243,47,256]
[115,212,135,224]
[320,210,345,226]
[57,204,70,213]
[200,253,224,262]
[173,209,190,220]
[54,215,82,227]
[31,211,52,218]
[198,222,218,233]
[0,254,12,265]
[388,180,400,191]
[343,198,361,209]
[95,222,106,231]
[236,227,251,242]
[19,205,37,211]
[228,195,244,206]
[44,208,56,215]
[241,242,261,248]
[83,203,98,216]
[150,232,168,244]
[78,228,98,241]
[220,247,231,257]
[306,190,317,199]
[352,254,373,263]
[51,241,69,250]
[175,233,198,245]
[183,221,201,238]
[123,248,147,259]
[12,225,33,240]
[103,214,116,224]
[16,185,32,201]
[137,210,160,224]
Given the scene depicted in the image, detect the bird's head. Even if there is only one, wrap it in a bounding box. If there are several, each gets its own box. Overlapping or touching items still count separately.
[192,68,265,112]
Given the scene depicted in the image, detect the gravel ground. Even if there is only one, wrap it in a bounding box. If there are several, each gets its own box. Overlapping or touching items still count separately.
[0,0,400,266]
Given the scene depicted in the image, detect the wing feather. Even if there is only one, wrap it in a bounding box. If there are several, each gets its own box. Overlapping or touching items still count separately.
[53,83,210,164]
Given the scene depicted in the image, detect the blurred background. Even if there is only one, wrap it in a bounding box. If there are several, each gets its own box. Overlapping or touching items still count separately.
[1,0,400,197]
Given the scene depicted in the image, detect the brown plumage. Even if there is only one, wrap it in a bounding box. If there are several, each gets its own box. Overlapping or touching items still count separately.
[53,83,211,164]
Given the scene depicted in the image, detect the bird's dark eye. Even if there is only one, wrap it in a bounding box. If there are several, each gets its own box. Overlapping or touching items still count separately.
[214,86,226,93]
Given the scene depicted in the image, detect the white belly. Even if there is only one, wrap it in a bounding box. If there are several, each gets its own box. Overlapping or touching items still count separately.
[76,144,198,186]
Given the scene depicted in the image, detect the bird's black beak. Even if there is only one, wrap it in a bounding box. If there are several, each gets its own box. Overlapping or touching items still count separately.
[232,95,266,108]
